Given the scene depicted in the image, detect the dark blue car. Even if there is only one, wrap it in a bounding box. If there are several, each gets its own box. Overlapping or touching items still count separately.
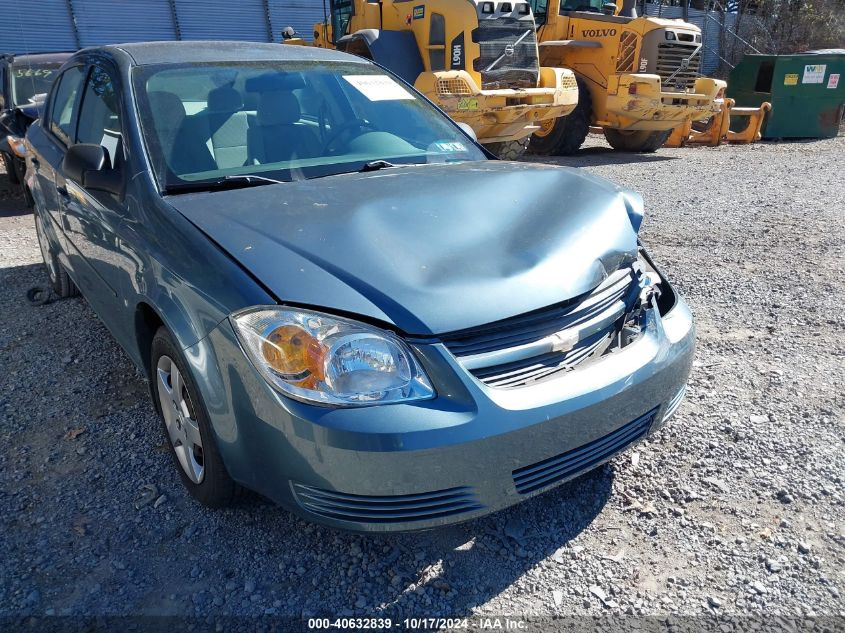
[26,41,694,531]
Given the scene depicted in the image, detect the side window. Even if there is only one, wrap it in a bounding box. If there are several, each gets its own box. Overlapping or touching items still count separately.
[330,0,354,44]
[529,0,549,24]
[48,66,86,146]
[76,66,124,166]
[429,13,446,71]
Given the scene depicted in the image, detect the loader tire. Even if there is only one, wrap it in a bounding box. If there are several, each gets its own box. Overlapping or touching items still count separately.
[485,137,530,161]
[528,77,592,156]
[603,128,673,153]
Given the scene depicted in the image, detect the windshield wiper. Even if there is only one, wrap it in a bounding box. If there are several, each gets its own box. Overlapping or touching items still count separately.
[164,174,284,194]
[360,160,396,172]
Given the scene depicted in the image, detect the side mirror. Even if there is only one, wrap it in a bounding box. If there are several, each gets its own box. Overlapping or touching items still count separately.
[62,143,123,196]
[456,122,478,142]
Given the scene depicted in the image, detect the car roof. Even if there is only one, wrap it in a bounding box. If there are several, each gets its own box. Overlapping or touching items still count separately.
[92,40,364,67]
[5,52,74,65]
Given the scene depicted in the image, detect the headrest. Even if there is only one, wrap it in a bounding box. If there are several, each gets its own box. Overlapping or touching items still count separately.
[146,91,185,129]
[207,86,243,113]
[257,92,301,126]
[245,71,306,92]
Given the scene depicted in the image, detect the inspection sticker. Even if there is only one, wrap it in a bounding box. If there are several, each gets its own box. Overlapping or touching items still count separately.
[802,64,826,84]
[434,141,467,152]
[784,73,798,86]
[828,73,840,89]
[343,75,414,101]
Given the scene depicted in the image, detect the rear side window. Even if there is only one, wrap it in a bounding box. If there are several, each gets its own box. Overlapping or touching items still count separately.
[76,66,124,165]
[49,66,86,146]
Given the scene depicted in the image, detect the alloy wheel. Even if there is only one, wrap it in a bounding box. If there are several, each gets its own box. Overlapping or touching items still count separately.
[156,355,205,483]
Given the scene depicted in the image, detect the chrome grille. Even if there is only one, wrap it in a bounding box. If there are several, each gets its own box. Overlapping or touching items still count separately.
[292,484,483,524]
[444,267,638,388]
[656,43,701,91]
[472,19,540,89]
[512,408,658,494]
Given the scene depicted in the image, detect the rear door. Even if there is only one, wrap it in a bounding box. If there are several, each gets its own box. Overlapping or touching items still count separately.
[30,64,86,249]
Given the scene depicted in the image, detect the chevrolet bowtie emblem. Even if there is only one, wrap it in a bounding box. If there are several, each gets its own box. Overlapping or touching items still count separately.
[550,329,579,353]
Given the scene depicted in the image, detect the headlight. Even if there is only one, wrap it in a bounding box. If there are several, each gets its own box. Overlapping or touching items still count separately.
[231,307,435,407]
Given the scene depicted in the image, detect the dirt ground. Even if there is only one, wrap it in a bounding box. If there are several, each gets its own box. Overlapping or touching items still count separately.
[0,134,843,626]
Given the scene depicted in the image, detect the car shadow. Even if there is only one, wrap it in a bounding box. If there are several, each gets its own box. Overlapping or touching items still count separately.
[526,145,679,169]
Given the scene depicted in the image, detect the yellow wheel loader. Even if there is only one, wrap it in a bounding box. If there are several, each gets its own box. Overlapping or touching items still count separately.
[526,0,727,153]
[290,0,579,159]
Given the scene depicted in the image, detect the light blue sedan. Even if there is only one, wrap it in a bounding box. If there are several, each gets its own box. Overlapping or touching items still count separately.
[25,41,693,531]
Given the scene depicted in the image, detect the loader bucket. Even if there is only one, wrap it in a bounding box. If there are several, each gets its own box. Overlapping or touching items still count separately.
[726,102,772,144]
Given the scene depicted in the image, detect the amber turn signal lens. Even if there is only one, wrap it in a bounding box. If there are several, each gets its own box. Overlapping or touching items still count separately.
[261,325,325,387]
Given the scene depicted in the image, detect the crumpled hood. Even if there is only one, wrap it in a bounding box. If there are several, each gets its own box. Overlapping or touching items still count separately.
[167,161,641,335]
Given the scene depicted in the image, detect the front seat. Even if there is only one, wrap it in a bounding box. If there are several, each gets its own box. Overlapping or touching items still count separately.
[248,91,322,164]
[202,86,250,169]
[147,90,216,176]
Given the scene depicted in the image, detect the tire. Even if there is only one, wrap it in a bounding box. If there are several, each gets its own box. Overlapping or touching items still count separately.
[33,209,79,298]
[151,327,238,508]
[484,136,531,160]
[603,128,673,153]
[528,76,592,156]
[0,151,20,184]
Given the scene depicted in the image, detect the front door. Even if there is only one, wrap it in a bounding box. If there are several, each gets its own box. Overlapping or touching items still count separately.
[58,62,135,347]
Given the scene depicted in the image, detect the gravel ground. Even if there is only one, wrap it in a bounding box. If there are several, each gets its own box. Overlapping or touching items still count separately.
[1,134,843,626]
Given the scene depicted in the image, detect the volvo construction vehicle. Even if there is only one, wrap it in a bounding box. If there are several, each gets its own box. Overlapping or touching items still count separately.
[289,0,580,158]
[526,0,726,153]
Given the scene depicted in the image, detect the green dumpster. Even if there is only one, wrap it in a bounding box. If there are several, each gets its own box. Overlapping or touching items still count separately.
[727,50,845,139]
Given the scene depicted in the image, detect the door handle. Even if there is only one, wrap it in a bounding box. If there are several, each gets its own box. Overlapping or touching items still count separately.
[57,185,69,197]
[30,158,40,168]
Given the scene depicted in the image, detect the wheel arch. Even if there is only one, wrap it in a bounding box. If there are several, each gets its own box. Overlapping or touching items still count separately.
[134,301,165,378]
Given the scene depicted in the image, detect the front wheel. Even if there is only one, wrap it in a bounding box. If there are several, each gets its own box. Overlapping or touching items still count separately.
[151,327,238,508]
[528,77,592,156]
[603,128,673,153]
[484,136,531,161]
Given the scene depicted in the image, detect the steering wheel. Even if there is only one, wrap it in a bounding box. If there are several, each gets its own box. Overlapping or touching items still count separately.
[323,118,378,154]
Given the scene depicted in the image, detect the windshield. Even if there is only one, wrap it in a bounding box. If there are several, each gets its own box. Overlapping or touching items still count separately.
[10,62,63,106]
[560,0,605,12]
[133,61,485,191]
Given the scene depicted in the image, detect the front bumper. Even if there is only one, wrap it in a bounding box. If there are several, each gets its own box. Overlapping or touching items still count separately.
[415,68,580,143]
[187,276,695,532]
[604,74,727,131]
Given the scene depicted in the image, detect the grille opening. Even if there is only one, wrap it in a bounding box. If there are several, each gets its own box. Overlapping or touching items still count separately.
[292,484,483,524]
[512,408,658,494]
[444,267,646,389]
[656,42,701,91]
[472,18,540,89]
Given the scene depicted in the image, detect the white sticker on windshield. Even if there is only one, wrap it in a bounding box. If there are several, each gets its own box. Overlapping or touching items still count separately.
[434,141,467,152]
[343,75,415,101]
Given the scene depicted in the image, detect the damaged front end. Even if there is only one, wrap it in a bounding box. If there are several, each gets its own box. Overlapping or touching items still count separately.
[440,246,675,390]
